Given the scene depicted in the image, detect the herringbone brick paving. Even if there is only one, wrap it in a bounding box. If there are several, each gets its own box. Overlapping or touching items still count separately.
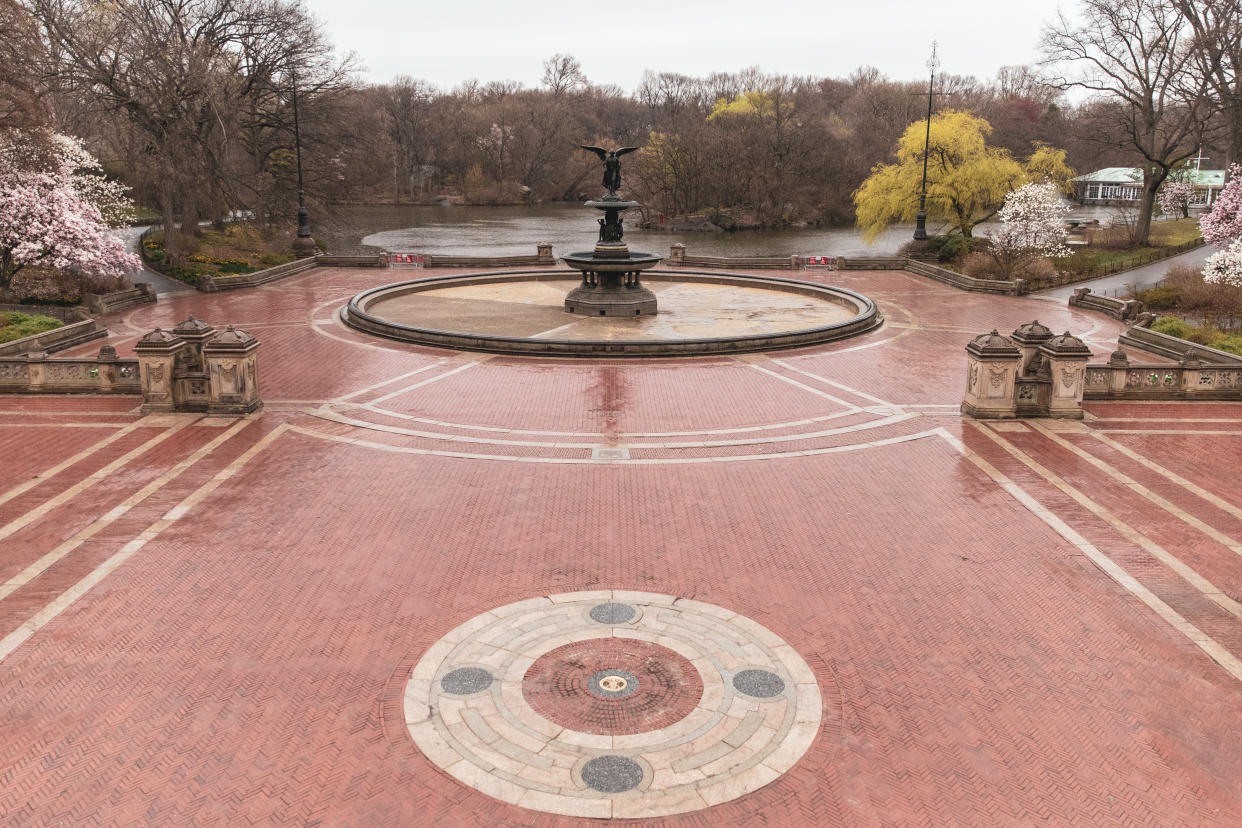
[2,267,1241,824]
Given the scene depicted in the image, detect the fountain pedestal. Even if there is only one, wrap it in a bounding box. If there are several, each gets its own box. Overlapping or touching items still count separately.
[562,198,661,317]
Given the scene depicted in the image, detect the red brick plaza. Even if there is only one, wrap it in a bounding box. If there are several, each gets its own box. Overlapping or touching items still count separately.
[3,265,1242,824]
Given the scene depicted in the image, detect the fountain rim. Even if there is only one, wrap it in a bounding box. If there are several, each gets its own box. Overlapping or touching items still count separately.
[340,268,883,358]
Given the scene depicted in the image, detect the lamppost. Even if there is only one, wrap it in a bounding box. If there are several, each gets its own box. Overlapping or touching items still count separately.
[291,72,317,254]
[913,43,940,242]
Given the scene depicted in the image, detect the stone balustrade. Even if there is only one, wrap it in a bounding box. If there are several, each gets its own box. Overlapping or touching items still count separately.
[0,346,140,394]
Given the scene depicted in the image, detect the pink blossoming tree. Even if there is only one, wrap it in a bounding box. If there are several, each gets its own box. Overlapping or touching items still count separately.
[1200,165,1242,248]
[1157,181,1196,219]
[0,129,138,292]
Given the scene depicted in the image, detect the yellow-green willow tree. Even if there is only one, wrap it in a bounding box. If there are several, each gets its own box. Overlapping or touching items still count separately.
[853,110,1074,239]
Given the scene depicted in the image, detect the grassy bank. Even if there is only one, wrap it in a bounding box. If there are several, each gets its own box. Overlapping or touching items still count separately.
[1052,219,1204,280]
[1149,316,1242,356]
[141,225,300,286]
[0,311,63,344]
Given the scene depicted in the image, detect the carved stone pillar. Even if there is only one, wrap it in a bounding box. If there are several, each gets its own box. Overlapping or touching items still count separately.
[537,242,553,264]
[25,352,48,392]
[1010,320,1053,375]
[171,316,216,371]
[202,326,262,415]
[135,328,186,413]
[1039,332,1092,419]
[670,243,686,265]
[1180,355,1203,397]
[1107,347,1130,396]
[95,345,118,392]
[961,330,1022,419]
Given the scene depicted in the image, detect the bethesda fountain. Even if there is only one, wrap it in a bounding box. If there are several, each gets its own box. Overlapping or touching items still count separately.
[340,139,882,356]
[562,146,661,317]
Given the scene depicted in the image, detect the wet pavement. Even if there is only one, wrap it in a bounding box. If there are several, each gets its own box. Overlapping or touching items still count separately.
[2,265,1242,824]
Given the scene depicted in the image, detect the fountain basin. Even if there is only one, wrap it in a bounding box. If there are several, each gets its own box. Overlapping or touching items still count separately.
[341,269,882,357]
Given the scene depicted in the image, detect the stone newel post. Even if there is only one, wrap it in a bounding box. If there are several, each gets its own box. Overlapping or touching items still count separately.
[202,325,262,415]
[171,316,216,371]
[961,330,1022,419]
[669,243,686,265]
[135,328,187,414]
[1010,320,1053,374]
[1039,331,1092,419]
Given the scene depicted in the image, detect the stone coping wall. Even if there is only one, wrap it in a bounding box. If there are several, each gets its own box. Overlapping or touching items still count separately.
[1067,288,1144,321]
[1119,325,1242,365]
[198,257,318,292]
[84,284,157,315]
[0,349,140,394]
[423,253,552,268]
[898,259,1023,295]
[0,318,108,357]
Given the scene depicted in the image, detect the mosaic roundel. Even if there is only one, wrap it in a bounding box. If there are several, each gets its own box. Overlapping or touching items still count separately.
[404,591,822,819]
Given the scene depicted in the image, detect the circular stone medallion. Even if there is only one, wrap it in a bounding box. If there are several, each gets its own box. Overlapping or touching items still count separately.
[404,591,822,819]
[523,638,702,734]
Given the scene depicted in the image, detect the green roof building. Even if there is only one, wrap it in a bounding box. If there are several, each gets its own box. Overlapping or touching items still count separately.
[1072,167,1226,209]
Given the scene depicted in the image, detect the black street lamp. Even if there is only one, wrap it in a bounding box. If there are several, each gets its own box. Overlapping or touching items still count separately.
[913,43,940,242]
[291,73,317,254]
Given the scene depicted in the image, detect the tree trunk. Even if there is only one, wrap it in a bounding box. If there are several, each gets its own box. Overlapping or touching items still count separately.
[159,184,180,262]
[1135,167,1166,248]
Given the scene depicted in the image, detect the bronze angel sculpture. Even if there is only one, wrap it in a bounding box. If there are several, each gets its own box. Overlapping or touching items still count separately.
[581,145,638,197]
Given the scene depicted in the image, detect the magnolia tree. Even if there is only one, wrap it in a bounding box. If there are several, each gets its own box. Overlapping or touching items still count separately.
[0,129,138,292]
[1157,181,1196,219]
[984,181,1071,279]
[1201,165,1242,247]
[1203,239,1242,288]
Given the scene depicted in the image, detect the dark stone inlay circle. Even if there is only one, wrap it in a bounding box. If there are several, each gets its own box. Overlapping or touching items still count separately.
[589,602,637,624]
[588,669,639,699]
[441,667,493,695]
[732,669,786,698]
[523,638,703,735]
[581,755,644,793]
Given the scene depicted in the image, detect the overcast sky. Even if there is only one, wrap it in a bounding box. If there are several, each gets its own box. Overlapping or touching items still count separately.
[306,0,1075,92]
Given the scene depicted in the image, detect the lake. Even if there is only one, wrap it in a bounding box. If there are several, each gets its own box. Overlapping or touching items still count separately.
[316,203,1135,259]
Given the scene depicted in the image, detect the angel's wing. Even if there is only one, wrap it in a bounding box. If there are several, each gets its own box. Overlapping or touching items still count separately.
[579,145,608,160]
[614,147,640,157]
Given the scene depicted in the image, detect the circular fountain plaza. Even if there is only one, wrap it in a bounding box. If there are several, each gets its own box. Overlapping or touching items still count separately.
[342,269,881,356]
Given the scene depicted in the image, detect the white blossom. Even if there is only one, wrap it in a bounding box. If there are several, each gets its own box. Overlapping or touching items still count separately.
[1202,239,1242,288]
[989,181,1072,259]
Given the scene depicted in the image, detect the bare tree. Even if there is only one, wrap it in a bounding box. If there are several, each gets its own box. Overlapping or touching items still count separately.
[1043,0,1218,245]
[27,0,352,258]
[541,54,587,97]
[1174,0,1242,168]
[0,0,47,128]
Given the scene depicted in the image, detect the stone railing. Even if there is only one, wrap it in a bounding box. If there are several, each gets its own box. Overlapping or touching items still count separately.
[1067,287,1144,321]
[84,283,157,314]
[1118,325,1242,365]
[0,346,140,394]
[0,318,108,357]
[317,254,385,267]
[899,259,1025,295]
[1083,355,1242,400]
[421,252,552,268]
[835,257,906,270]
[667,245,797,270]
[198,257,318,292]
